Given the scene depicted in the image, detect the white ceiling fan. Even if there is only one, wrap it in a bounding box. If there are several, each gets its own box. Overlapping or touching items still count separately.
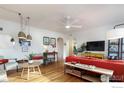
[61,16,82,30]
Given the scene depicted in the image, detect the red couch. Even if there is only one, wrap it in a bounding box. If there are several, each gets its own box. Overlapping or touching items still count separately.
[66,56,124,81]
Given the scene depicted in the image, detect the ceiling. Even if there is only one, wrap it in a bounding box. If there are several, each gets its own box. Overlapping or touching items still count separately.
[0,4,124,33]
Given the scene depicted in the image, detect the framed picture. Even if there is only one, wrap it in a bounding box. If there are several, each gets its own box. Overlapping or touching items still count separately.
[43,36,49,45]
[21,41,29,52]
[19,39,31,46]
[50,38,56,47]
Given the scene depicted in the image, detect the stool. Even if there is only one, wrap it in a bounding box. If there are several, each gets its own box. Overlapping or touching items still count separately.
[20,60,42,80]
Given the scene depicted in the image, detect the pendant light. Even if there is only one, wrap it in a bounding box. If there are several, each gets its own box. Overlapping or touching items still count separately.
[26,17,32,41]
[18,13,26,40]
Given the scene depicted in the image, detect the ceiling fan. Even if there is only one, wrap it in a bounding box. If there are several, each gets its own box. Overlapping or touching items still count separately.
[60,16,82,30]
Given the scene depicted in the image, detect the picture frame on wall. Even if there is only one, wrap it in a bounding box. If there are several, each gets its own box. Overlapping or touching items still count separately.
[21,41,29,52]
[19,39,31,46]
[43,36,50,45]
[50,38,56,47]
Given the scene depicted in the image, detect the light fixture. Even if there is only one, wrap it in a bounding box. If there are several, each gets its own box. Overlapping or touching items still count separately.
[0,7,26,40]
[18,31,26,39]
[27,34,32,40]
[26,17,32,41]
[65,25,71,29]
[18,13,26,40]
[10,37,15,45]
[107,24,124,40]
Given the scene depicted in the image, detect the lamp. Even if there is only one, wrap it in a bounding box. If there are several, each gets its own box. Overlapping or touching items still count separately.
[18,13,26,39]
[26,17,32,41]
[10,37,15,45]
[27,34,32,40]
[18,31,26,39]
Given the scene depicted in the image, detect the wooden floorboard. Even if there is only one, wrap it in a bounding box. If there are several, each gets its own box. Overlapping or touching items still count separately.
[7,61,86,82]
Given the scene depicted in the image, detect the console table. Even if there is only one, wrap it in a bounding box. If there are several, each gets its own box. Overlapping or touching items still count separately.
[43,52,58,65]
[64,62,114,82]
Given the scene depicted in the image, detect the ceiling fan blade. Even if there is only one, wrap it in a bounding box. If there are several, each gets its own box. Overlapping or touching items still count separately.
[71,25,82,28]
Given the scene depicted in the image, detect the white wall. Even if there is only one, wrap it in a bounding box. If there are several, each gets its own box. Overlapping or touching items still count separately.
[0,19,69,60]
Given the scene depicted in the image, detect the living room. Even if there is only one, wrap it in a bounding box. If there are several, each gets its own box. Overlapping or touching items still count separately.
[0,2,124,93]
[1,4,124,82]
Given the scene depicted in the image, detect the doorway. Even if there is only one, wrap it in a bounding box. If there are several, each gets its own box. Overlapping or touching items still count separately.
[57,37,64,62]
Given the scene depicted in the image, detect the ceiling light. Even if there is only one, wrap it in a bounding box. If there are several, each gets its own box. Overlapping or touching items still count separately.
[107,28,124,39]
[65,25,71,29]
[26,17,32,41]
[27,34,32,41]
[18,31,26,39]
[18,13,26,39]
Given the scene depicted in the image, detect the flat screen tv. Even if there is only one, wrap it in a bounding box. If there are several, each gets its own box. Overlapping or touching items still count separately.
[86,41,105,51]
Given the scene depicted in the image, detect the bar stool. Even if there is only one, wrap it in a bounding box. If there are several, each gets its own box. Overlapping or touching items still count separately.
[20,60,42,80]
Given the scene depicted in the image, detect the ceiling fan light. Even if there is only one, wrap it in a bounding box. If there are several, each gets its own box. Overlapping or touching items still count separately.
[65,25,71,29]
[27,34,32,41]
[18,31,26,39]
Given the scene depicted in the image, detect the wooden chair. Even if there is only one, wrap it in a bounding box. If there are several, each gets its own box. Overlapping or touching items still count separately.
[20,60,42,80]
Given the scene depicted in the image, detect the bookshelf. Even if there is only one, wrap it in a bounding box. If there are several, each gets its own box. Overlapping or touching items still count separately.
[108,38,124,60]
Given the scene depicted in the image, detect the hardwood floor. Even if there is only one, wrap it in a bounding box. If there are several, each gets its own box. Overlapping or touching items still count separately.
[7,61,86,82]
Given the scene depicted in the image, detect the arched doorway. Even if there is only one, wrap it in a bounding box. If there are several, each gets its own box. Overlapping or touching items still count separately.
[57,37,64,62]
[69,36,76,56]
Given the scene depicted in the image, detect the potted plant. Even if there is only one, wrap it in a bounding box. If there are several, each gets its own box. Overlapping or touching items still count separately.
[77,43,86,52]
[73,46,78,55]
